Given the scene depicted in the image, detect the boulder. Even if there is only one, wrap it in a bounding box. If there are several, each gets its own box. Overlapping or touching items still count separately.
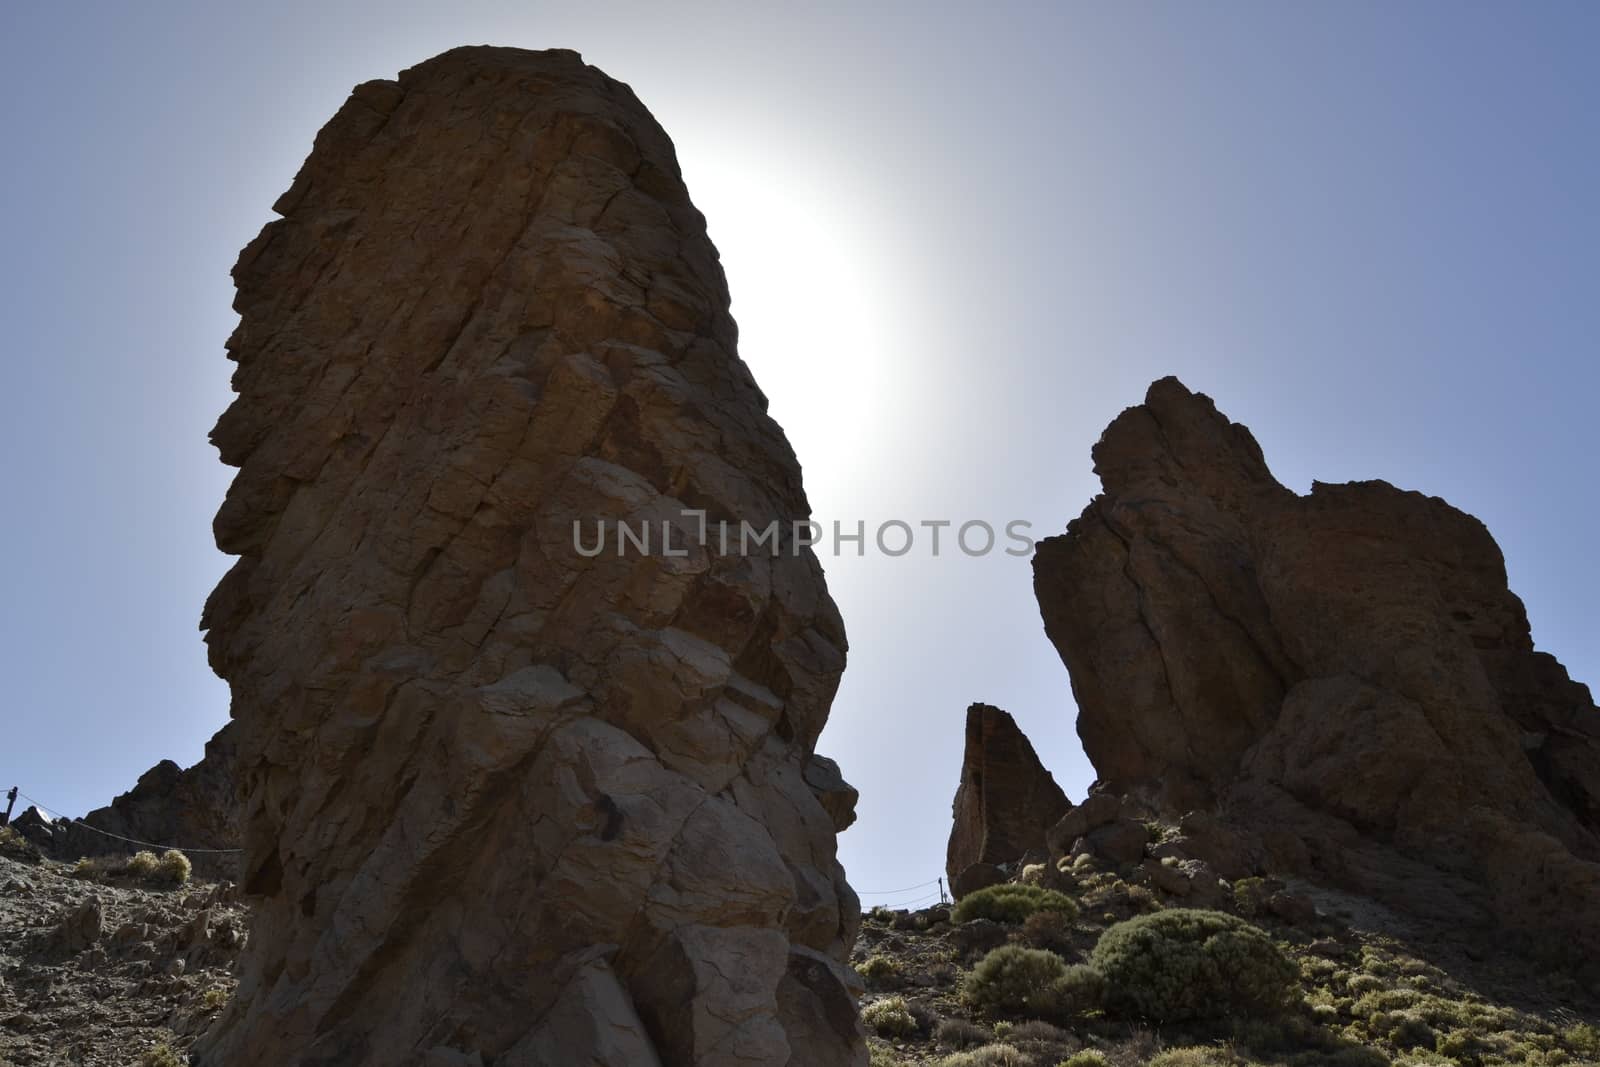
[946,703,1071,891]
[55,898,102,954]
[951,862,1008,900]
[1141,858,1191,897]
[1034,377,1600,960]
[1045,791,1123,855]
[192,47,862,1067]
[1084,819,1151,865]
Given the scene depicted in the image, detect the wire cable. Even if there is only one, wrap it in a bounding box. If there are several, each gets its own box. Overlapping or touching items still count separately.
[855,878,940,896]
[15,789,243,854]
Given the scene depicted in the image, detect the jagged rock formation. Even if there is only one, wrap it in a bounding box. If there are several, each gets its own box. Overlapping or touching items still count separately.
[947,704,1070,896]
[1034,377,1600,963]
[195,47,862,1066]
[65,725,238,878]
[10,726,239,879]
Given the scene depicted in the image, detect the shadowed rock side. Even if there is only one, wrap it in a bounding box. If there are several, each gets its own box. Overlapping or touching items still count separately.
[946,703,1071,897]
[195,47,862,1067]
[1033,377,1600,962]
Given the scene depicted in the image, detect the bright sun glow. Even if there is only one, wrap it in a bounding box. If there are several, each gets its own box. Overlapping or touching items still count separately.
[679,147,904,513]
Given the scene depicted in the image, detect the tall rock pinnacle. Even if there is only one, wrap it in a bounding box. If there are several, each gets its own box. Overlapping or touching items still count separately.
[1034,377,1600,961]
[946,703,1071,896]
[197,47,863,1066]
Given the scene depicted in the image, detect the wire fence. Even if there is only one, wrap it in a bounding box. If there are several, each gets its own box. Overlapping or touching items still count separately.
[11,788,243,855]
[856,877,948,911]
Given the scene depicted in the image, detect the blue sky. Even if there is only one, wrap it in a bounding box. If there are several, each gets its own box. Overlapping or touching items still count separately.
[2,2,1595,904]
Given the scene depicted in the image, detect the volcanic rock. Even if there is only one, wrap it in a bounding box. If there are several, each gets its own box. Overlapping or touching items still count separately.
[1034,377,1600,960]
[946,703,1071,894]
[194,47,861,1067]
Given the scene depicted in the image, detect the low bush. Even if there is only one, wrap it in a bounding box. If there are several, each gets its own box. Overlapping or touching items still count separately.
[1043,964,1105,1019]
[125,850,160,878]
[936,1017,991,1049]
[1060,1052,1109,1067]
[935,1044,1027,1067]
[1089,909,1298,1023]
[0,826,40,862]
[155,849,192,885]
[869,1046,906,1067]
[72,856,108,881]
[962,945,1068,1017]
[954,884,1079,925]
[1018,910,1075,955]
[1566,1024,1600,1058]
[1147,1049,1232,1067]
[139,1046,184,1067]
[862,996,919,1039]
[856,955,901,984]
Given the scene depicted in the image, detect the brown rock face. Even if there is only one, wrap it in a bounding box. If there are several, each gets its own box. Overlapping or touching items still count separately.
[947,704,1071,893]
[195,47,862,1067]
[1035,377,1600,957]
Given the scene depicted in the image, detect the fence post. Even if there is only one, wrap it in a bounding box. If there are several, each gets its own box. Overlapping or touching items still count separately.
[1,786,16,827]
[938,877,948,905]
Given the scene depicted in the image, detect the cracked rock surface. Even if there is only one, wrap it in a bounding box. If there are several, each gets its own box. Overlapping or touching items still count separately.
[197,46,862,1067]
[1034,376,1600,965]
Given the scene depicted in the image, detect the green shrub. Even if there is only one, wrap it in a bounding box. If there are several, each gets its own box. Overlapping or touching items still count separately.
[72,856,108,881]
[1347,973,1386,995]
[963,945,1068,1016]
[125,850,160,878]
[862,996,918,1038]
[1386,1012,1435,1050]
[200,987,229,1011]
[139,1045,184,1067]
[1019,909,1075,955]
[1147,1049,1232,1067]
[1322,1049,1391,1067]
[869,1046,906,1067]
[1089,908,1298,1022]
[856,955,901,983]
[1565,1024,1600,1058]
[936,1017,991,1049]
[0,826,40,862]
[936,1045,1027,1067]
[954,884,1079,925]
[1233,877,1270,918]
[155,849,192,885]
[1042,964,1104,1019]
[1060,1052,1109,1067]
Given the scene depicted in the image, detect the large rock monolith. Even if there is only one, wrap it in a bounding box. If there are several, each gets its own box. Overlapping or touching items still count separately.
[196,46,863,1067]
[1034,377,1600,961]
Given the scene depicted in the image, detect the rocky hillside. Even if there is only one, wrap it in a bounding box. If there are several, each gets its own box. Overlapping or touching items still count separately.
[857,805,1600,1067]
[0,830,246,1067]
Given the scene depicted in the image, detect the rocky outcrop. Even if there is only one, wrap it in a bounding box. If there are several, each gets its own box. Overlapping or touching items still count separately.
[9,726,239,879]
[60,724,239,878]
[194,47,861,1067]
[1034,377,1600,961]
[947,704,1071,895]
